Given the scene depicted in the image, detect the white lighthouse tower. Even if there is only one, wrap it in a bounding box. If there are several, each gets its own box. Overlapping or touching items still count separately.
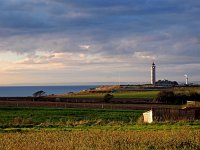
[151,62,156,86]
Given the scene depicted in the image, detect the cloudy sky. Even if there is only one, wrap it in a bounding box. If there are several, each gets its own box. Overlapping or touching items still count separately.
[0,0,199,85]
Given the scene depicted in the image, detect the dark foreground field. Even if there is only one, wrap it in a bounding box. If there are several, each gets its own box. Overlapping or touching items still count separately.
[0,107,200,149]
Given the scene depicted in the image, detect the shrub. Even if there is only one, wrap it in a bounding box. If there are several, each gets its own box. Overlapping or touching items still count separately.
[155,90,187,105]
[104,93,114,103]
[188,91,200,102]
[155,90,175,104]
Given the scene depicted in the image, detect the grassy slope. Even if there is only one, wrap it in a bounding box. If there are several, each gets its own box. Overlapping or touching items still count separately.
[59,87,200,99]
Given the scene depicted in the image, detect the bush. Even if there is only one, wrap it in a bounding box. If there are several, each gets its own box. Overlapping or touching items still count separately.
[155,90,187,105]
[104,93,114,103]
[155,90,175,104]
[188,91,200,102]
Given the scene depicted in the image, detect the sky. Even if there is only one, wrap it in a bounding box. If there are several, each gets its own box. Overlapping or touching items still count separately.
[0,0,200,85]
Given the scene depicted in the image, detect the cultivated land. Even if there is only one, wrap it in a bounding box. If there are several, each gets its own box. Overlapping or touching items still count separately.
[0,86,200,149]
[1,129,200,150]
[0,107,200,150]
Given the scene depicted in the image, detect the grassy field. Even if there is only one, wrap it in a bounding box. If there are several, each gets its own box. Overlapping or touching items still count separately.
[113,91,158,98]
[0,107,200,149]
[0,107,143,128]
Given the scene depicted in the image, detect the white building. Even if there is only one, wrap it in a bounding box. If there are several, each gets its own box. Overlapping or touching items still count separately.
[143,110,153,123]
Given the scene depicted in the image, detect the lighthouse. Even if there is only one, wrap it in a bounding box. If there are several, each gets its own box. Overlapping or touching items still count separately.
[151,62,156,86]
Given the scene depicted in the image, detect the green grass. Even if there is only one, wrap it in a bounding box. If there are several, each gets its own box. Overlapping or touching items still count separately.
[62,93,104,98]
[0,107,199,133]
[113,91,159,98]
[1,107,200,131]
[0,107,143,128]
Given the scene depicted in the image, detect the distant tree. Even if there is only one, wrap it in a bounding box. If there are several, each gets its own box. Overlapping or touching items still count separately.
[104,93,114,103]
[33,90,46,97]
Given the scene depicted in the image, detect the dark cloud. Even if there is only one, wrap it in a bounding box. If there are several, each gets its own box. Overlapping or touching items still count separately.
[0,0,200,83]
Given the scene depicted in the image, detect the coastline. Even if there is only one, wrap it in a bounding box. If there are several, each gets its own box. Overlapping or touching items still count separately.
[0,85,97,97]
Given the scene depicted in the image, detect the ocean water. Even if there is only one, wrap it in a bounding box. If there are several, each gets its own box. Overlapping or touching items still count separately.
[0,86,97,97]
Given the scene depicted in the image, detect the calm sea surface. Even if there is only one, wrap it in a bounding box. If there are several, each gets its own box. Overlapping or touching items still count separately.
[0,86,97,97]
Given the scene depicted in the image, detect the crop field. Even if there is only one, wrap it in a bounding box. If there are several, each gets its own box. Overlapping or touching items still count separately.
[0,107,200,149]
[0,128,200,149]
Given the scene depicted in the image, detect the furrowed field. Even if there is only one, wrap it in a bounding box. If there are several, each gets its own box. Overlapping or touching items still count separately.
[0,107,200,149]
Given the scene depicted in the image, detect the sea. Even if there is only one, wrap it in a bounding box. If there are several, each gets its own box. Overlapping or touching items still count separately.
[0,85,98,97]
[0,82,144,97]
[0,81,199,97]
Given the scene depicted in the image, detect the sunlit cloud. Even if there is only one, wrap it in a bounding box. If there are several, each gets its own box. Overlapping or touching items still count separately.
[133,52,156,60]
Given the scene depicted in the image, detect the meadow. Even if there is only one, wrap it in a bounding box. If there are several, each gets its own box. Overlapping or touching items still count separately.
[0,107,143,128]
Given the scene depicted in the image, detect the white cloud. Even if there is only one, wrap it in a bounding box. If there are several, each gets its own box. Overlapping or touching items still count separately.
[79,45,91,50]
[133,51,156,60]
